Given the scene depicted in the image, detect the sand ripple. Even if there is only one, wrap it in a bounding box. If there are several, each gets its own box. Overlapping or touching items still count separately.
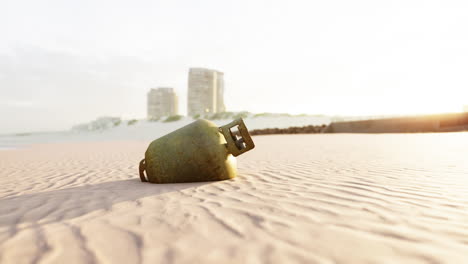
[1,134,468,263]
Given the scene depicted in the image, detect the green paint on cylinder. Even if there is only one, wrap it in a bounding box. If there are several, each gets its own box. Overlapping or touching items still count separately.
[139,118,255,183]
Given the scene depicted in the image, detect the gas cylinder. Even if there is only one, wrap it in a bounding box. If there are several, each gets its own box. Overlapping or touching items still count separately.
[139,118,255,183]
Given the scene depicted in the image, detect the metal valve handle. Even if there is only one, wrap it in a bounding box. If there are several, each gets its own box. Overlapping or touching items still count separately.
[219,118,255,157]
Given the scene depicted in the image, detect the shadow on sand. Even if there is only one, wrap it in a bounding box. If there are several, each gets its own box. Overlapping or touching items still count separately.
[0,179,209,227]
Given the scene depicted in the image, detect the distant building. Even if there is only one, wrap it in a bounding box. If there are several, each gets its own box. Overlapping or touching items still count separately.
[147,87,178,119]
[187,68,225,116]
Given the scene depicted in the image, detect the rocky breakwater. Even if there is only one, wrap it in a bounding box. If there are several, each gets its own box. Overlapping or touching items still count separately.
[250,124,328,136]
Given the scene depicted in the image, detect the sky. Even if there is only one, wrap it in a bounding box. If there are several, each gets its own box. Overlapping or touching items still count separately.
[1,0,468,133]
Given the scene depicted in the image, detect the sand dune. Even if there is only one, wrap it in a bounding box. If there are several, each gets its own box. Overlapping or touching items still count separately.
[1,134,468,263]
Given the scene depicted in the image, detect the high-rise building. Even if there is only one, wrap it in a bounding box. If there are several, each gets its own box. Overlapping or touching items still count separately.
[147,87,178,119]
[187,68,225,116]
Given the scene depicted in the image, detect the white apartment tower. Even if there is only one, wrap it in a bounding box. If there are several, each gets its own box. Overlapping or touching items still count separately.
[187,68,225,116]
[147,87,178,119]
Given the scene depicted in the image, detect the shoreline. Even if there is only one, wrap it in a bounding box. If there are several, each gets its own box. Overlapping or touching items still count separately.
[252,112,468,135]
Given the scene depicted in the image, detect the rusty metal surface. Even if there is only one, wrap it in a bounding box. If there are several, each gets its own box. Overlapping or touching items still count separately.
[141,119,256,183]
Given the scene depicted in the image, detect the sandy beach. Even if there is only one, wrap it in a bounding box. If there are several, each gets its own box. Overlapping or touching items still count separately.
[1,133,468,263]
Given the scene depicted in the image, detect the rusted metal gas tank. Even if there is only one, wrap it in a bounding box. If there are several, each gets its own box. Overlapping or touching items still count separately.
[139,118,255,183]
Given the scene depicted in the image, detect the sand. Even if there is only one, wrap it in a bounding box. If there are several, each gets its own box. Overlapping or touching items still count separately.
[1,133,468,264]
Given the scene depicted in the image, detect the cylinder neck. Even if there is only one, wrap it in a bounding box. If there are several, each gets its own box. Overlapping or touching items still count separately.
[219,118,255,157]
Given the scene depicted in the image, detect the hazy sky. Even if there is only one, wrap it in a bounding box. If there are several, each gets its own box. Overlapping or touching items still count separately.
[1,0,468,133]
